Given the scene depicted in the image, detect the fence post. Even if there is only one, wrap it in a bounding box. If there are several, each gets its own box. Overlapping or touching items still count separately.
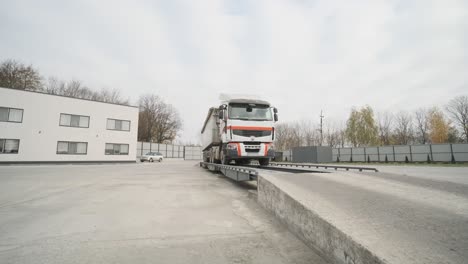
[338,148,341,162]
[150,142,152,152]
[409,145,413,162]
[140,142,143,156]
[165,144,168,158]
[393,146,396,162]
[429,144,433,161]
[450,144,454,163]
[377,146,380,162]
[172,145,175,158]
[364,147,367,162]
[183,146,186,160]
[350,148,353,162]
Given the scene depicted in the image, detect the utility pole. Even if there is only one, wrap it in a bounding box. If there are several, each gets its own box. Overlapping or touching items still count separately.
[319,110,324,146]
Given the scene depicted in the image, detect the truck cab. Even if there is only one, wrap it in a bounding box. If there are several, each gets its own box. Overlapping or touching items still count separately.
[201,97,278,166]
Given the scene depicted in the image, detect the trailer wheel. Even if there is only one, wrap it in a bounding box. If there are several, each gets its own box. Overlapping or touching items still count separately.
[259,158,270,166]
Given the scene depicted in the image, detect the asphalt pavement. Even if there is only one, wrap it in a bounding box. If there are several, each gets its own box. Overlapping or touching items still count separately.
[0,161,327,264]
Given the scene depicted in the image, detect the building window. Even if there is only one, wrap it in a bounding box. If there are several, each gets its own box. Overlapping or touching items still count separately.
[59,114,90,128]
[107,118,130,131]
[105,143,129,155]
[0,107,23,123]
[0,139,20,154]
[57,141,88,155]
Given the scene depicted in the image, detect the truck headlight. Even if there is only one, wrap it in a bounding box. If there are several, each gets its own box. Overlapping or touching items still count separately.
[227,143,238,150]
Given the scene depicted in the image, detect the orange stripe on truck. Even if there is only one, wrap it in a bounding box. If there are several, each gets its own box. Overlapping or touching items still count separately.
[264,143,270,156]
[236,143,241,156]
[227,126,273,131]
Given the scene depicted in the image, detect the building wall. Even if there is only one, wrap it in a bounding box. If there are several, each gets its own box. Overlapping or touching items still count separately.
[0,87,139,163]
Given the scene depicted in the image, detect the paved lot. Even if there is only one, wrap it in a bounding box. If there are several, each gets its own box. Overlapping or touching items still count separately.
[0,161,326,264]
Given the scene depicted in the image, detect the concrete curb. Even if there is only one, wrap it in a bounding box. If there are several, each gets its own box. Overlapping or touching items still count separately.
[257,175,386,264]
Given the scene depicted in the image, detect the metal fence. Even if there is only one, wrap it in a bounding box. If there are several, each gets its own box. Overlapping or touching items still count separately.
[281,150,293,162]
[184,146,203,160]
[136,142,202,160]
[332,143,468,163]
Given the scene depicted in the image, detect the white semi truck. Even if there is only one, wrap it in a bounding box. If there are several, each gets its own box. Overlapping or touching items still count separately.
[201,95,278,166]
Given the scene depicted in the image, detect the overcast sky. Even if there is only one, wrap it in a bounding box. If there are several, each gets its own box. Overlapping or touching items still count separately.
[1,0,467,143]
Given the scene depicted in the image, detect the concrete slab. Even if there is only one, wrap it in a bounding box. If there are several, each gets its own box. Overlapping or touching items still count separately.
[0,161,326,264]
[257,169,468,264]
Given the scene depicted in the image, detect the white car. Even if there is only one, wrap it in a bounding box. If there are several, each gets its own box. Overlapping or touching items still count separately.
[140,152,164,162]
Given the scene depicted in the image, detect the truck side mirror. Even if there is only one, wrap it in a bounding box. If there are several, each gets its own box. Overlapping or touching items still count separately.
[273,107,278,114]
[274,113,278,122]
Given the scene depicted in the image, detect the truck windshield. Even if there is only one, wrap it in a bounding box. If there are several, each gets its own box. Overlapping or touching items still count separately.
[228,103,272,121]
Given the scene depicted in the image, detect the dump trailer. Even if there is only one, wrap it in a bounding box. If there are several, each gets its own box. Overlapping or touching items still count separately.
[201,96,278,165]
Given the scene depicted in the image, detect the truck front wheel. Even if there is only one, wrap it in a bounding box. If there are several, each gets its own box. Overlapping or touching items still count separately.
[221,153,230,165]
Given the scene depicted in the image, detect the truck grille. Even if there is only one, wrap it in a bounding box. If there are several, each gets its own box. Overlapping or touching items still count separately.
[232,130,271,137]
[244,142,261,145]
[244,144,261,153]
[245,148,260,153]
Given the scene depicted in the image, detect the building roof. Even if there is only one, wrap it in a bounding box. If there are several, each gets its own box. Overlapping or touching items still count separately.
[0,86,139,108]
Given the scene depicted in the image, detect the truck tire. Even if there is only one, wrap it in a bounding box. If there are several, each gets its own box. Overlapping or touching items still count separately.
[221,154,230,165]
[259,158,270,166]
[236,159,249,166]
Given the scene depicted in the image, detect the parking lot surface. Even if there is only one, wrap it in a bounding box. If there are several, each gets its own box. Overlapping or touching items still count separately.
[0,161,326,264]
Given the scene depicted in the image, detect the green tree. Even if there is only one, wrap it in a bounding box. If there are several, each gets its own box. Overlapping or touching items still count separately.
[345,106,379,147]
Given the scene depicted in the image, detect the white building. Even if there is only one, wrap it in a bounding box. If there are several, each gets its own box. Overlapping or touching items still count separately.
[0,87,139,163]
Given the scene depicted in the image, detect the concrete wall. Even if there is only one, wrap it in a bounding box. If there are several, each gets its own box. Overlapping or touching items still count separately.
[258,174,384,264]
[0,87,138,163]
[282,150,293,162]
[292,146,333,163]
[333,144,468,163]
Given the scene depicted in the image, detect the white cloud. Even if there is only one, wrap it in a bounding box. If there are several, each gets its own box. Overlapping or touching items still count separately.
[1,0,467,143]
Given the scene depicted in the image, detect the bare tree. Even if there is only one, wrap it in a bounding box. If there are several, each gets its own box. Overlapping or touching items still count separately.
[446,95,468,142]
[44,76,65,94]
[325,126,340,147]
[377,111,393,145]
[273,123,292,151]
[288,122,303,149]
[138,94,182,143]
[299,120,319,146]
[44,77,129,105]
[393,111,414,145]
[338,125,346,148]
[414,108,430,144]
[0,59,42,90]
[97,88,130,105]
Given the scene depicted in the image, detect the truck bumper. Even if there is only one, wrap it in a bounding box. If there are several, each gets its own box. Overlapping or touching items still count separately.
[225,143,275,159]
